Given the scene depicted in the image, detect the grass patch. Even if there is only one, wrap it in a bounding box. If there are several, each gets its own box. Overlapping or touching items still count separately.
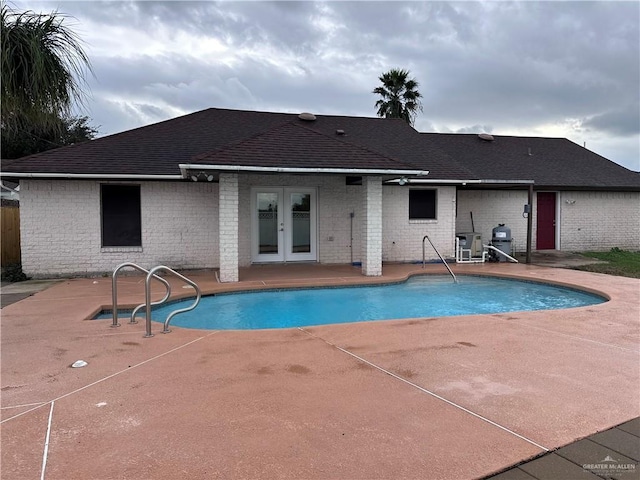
[574,248,640,278]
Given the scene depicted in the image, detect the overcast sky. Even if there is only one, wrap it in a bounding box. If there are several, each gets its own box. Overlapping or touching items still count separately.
[13,1,640,171]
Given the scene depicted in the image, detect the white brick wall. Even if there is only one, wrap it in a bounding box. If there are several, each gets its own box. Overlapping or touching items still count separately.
[20,180,218,277]
[34,179,631,277]
[559,191,640,251]
[20,178,462,277]
[456,189,640,252]
[383,186,457,261]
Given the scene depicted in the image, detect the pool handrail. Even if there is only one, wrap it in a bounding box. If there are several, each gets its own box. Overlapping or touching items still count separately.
[111,262,171,327]
[422,235,458,283]
[144,265,201,337]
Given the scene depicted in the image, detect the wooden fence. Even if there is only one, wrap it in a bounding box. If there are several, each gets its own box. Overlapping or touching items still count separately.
[1,206,21,266]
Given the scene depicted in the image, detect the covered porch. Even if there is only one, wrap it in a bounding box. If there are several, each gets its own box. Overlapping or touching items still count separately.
[215,172,408,282]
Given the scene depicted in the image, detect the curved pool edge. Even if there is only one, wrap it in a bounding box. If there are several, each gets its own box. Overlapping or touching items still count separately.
[86,261,632,326]
[212,269,611,303]
[446,270,612,302]
[90,268,611,331]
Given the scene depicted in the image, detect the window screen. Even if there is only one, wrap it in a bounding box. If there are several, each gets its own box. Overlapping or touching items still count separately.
[101,185,142,247]
[409,189,437,219]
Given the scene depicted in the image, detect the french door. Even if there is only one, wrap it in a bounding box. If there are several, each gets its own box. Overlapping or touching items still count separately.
[251,187,317,262]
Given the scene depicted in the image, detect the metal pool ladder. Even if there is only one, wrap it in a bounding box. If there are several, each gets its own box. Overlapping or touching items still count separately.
[144,265,201,337]
[112,262,171,327]
[110,262,201,337]
[422,235,458,283]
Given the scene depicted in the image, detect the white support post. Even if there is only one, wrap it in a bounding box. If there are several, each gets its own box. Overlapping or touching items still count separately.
[218,173,239,282]
[361,176,383,276]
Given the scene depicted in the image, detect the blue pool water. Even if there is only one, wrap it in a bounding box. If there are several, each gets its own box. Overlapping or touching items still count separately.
[101,275,605,330]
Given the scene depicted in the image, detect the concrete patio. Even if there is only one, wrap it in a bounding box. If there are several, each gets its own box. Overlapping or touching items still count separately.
[1,261,638,479]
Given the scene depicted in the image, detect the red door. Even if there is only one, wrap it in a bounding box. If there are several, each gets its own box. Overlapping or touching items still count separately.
[536,192,556,249]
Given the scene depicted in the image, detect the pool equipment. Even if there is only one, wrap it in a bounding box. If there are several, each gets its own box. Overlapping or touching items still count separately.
[484,244,518,263]
[455,232,486,263]
[490,224,512,262]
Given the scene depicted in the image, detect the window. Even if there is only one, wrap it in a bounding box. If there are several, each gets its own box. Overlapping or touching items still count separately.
[101,185,142,247]
[409,189,437,220]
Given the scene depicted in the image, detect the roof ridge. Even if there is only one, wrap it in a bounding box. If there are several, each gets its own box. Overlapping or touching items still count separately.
[200,106,403,122]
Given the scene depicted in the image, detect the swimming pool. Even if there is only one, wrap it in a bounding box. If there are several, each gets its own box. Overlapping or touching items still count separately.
[100,275,606,330]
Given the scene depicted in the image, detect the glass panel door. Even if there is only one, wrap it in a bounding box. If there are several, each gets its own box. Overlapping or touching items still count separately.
[290,193,311,253]
[253,189,284,262]
[285,189,316,261]
[251,187,316,263]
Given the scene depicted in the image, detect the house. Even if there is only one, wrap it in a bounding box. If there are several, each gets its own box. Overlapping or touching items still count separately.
[2,107,638,280]
[422,133,640,254]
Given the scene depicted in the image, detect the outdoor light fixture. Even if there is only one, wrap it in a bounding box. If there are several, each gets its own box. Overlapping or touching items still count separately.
[190,171,214,182]
[398,176,409,186]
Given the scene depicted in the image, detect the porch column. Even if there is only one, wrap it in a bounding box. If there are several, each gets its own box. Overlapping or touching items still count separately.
[218,173,239,282]
[361,176,383,276]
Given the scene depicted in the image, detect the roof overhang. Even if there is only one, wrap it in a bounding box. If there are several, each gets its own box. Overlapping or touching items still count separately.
[1,172,184,180]
[179,163,429,177]
[385,178,537,187]
[385,178,482,185]
[479,179,535,185]
[454,179,536,189]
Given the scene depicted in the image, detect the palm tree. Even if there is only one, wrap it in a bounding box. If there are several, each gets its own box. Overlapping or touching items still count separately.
[373,68,423,126]
[1,6,92,136]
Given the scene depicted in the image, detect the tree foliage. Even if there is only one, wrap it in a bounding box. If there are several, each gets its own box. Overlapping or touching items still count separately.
[373,68,423,126]
[1,115,98,159]
[1,5,94,153]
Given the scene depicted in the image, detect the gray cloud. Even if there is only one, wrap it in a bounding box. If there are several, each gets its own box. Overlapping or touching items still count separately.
[582,104,640,137]
[16,1,640,170]
[454,125,494,135]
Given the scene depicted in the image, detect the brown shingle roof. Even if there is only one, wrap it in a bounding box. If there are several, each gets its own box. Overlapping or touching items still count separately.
[191,122,420,172]
[3,107,637,190]
[1,108,472,179]
[421,133,640,190]
[2,109,291,176]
